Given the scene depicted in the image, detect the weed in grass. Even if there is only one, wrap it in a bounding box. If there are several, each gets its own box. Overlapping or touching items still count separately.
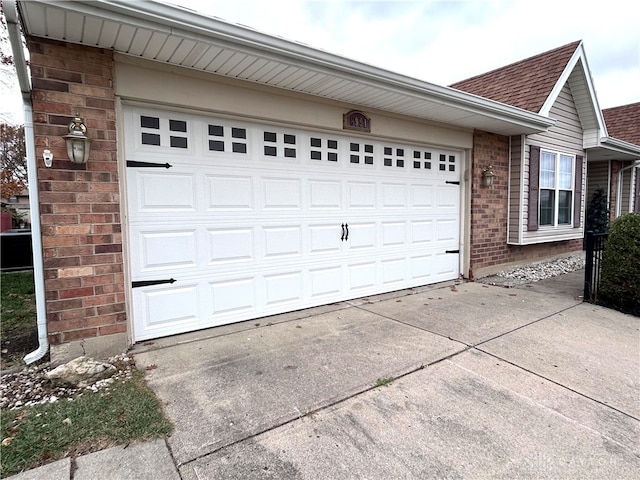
[0,370,173,478]
[375,377,394,387]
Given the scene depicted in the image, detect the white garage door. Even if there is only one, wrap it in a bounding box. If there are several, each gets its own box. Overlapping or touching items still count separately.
[124,107,462,341]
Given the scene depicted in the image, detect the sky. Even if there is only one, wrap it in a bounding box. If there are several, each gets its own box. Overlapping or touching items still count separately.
[170,0,639,108]
[1,0,639,124]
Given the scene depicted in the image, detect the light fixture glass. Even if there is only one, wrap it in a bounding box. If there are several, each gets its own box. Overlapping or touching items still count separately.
[64,116,91,163]
[481,165,496,187]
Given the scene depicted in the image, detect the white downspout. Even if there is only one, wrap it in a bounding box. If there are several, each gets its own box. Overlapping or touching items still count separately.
[616,161,640,218]
[5,0,49,364]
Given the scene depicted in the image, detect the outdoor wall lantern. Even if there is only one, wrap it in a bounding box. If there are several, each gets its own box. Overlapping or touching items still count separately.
[64,116,91,164]
[42,149,53,168]
[481,165,496,187]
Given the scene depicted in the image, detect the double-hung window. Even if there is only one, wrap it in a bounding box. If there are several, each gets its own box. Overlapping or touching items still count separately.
[539,150,574,226]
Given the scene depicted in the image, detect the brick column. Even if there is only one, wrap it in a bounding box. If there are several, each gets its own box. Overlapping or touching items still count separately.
[469,130,510,277]
[28,37,127,362]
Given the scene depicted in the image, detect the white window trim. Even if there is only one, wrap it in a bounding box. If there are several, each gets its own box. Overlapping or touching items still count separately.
[539,149,575,229]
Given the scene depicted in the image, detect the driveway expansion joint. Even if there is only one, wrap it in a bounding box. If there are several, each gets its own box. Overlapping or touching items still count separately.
[475,348,640,423]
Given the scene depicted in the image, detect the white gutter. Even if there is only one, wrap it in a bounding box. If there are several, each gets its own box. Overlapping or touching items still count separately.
[600,136,640,157]
[616,160,640,217]
[5,0,49,364]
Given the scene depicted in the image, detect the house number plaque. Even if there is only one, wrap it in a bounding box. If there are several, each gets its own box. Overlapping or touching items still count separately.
[343,110,371,133]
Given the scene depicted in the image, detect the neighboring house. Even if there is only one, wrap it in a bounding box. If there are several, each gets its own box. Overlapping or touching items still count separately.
[589,103,639,219]
[1,188,31,228]
[6,1,639,363]
[451,43,640,239]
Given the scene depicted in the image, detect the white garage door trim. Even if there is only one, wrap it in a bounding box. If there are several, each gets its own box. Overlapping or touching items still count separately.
[124,106,463,341]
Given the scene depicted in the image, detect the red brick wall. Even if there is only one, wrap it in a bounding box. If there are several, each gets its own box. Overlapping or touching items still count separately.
[469,130,582,278]
[28,37,126,346]
[469,131,510,275]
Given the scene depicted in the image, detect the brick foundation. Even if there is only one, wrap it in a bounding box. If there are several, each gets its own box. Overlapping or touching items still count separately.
[29,37,127,359]
[469,130,582,278]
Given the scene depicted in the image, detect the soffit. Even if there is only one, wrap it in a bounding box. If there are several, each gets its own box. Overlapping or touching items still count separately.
[16,0,554,136]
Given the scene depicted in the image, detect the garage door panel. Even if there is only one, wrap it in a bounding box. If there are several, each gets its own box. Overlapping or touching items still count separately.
[309,266,342,298]
[347,182,376,209]
[436,184,459,208]
[381,258,406,285]
[309,180,341,209]
[206,174,254,210]
[347,262,377,291]
[210,277,256,315]
[133,283,202,340]
[134,171,197,212]
[131,228,198,274]
[264,271,303,306]
[411,220,434,245]
[410,254,434,281]
[262,177,302,210]
[435,253,459,277]
[382,222,406,247]
[382,183,407,208]
[208,228,254,263]
[263,226,302,258]
[410,184,434,208]
[346,222,376,250]
[436,219,458,242]
[310,224,342,254]
[126,107,463,341]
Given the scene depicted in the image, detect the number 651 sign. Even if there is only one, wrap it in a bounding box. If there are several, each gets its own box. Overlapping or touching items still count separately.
[343,110,371,133]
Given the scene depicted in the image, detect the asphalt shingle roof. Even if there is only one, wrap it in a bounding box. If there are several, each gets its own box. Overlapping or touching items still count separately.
[449,41,581,113]
[602,102,640,146]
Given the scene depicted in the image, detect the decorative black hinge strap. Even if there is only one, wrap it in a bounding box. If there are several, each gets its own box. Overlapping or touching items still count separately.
[132,278,176,288]
[126,161,172,169]
[445,250,460,254]
[445,181,460,185]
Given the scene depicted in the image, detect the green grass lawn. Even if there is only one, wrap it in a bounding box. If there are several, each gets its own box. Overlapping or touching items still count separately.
[1,271,38,368]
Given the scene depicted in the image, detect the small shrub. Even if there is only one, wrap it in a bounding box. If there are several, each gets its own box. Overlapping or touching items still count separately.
[585,186,609,233]
[598,213,640,316]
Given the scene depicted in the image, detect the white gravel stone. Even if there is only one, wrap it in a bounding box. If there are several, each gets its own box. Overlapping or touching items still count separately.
[496,254,585,281]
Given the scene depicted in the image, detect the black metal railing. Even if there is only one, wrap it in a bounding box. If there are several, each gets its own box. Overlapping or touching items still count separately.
[583,231,608,302]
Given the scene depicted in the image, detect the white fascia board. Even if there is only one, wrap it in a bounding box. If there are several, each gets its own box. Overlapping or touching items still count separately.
[539,42,607,134]
[19,0,554,134]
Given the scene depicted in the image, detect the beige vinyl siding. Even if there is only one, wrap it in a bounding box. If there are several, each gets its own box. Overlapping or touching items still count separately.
[586,161,610,206]
[635,167,640,213]
[508,134,523,244]
[515,84,586,245]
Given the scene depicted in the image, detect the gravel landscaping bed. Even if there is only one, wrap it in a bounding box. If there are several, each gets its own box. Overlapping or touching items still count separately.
[476,254,585,287]
[1,354,135,411]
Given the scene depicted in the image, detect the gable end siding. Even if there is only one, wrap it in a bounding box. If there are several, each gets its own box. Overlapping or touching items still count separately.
[518,83,585,244]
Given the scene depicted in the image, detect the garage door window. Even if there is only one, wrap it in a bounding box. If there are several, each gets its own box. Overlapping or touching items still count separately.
[310,138,339,162]
[208,125,248,153]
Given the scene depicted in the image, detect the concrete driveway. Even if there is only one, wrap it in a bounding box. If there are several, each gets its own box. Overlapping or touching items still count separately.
[133,271,640,479]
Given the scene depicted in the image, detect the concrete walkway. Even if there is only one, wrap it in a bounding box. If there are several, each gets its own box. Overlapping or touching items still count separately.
[8,270,640,479]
